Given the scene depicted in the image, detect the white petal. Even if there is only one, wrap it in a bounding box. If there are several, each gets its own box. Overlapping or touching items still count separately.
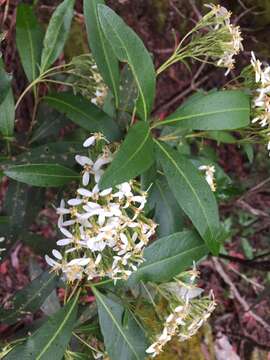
[98,213,106,226]
[94,170,103,183]
[100,188,112,196]
[62,220,76,226]
[83,135,96,148]
[77,188,92,197]
[52,249,63,260]
[75,155,93,166]
[57,238,72,246]
[68,198,83,206]
[68,258,90,266]
[82,171,90,186]
[45,255,58,267]
[60,227,72,238]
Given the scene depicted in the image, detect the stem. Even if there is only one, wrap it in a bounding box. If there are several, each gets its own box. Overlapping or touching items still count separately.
[15,77,42,110]
[72,332,101,353]
[86,278,114,287]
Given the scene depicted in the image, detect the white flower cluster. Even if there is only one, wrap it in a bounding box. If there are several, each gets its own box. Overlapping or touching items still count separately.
[90,64,108,106]
[199,165,216,192]
[250,52,270,153]
[205,4,243,75]
[146,270,216,358]
[70,54,108,106]
[45,133,156,282]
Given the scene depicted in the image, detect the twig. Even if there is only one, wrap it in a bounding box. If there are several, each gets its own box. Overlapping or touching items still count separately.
[212,258,270,333]
[226,331,270,351]
[188,0,202,20]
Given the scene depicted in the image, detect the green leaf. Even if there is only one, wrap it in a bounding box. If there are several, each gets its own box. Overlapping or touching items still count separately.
[93,288,148,360]
[129,231,208,285]
[24,233,56,256]
[3,142,85,167]
[242,143,254,163]
[30,104,71,144]
[98,4,156,121]
[117,65,138,130]
[0,58,12,105]
[148,175,183,237]
[16,4,44,82]
[84,0,119,107]
[4,164,79,187]
[0,271,58,325]
[40,0,75,73]
[156,90,250,130]
[4,180,45,241]
[5,294,79,360]
[0,88,15,138]
[155,141,220,254]
[206,131,237,144]
[44,92,120,141]
[99,122,154,189]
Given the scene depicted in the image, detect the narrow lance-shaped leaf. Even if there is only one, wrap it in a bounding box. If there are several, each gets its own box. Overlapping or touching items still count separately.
[0,271,58,325]
[2,141,86,167]
[155,140,220,255]
[84,0,120,107]
[4,164,79,187]
[99,122,154,189]
[0,58,12,105]
[40,0,75,73]
[5,293,79,360]
[44,92,121,141]
[155,90,250,130]
[147,175,184,237]
[98,4,156,121]
[128,231,208,285]
[16,4,44,82]
[0,88,15,138]
[93,288,148,360]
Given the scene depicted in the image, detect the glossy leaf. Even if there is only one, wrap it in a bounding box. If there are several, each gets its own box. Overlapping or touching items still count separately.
[129,231,208,285]
[0,58,12,105]
[157,90,250,130]
[93,288,148,360]
[0,88,15,138]
[40,0,75,72]
[155,141,220,254]
[4,164,79,187]
[5,294,78,360]
[98,4,156,121]
[148,175,183,237]
[84,0,120,106]
[99,122,154,189]
[16,4,44,82]
[44,92,120,140]
[0,271,58,325]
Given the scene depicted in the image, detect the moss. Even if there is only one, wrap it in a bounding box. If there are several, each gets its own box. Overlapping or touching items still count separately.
[154,325,215,360]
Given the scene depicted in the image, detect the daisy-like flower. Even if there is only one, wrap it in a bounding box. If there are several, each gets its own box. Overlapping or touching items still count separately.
[199,165,216,192]
[83,133,107,148]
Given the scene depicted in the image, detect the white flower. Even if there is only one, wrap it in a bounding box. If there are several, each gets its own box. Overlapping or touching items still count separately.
[83,133,107,148]
[199,165,216,192]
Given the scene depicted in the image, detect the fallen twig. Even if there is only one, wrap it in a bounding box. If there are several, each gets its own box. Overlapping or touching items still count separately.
[212,258,270,333]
